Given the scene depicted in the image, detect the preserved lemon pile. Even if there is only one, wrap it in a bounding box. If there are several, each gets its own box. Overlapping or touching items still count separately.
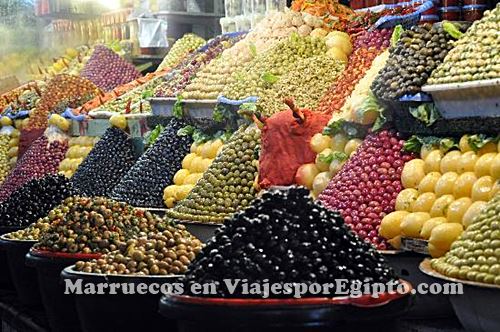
[296,126,363,198]
[380,135,500,257]
[431,193,500,285]
[58,136,98,178]
[163,139,223,208]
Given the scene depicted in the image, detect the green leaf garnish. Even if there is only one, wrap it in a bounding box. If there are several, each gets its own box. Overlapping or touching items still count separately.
[391,25,404,47]
[443,21,463,39]
[468,134,500,152]
[249,42,257,57]
[261,72,279,84]
[409,103,440,127]
[173,95,184,119]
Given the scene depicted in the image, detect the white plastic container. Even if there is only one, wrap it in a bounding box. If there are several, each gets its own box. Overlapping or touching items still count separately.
[422,78,500,119]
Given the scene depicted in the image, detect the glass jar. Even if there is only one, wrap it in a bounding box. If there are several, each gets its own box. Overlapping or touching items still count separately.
[463,5,486,21]
[439,6,461,21]
[251,0,266,29]
[441,0,458,6]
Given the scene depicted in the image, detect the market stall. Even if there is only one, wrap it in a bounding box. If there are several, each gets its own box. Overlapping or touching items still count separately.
[0,0,499,331]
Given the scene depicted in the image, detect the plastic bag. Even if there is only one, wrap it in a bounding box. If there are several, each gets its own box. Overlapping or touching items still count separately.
[138,18,169,48]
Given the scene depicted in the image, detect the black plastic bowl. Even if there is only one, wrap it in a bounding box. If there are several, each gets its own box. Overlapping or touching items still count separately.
[0,235,40,306]
[61,265,181,332]
[0,226,23,289]
[25,250,101,332]
[159,280,414,332]
[382,251,455,319]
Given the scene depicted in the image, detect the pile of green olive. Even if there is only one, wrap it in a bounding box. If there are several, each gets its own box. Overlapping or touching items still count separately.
[166,125,260,224]
[431,193,500,285]
[257,54,345,115]
[222,34,327,101]
[32,196,165,254]
[75,224,202,275]
[428,6,499,84]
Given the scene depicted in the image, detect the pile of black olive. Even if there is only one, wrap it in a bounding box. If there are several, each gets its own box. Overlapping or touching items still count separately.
[0,174,75,227]
[183,187,398,298]
[371,24,460,100]
[110,118,193,207]
[71,127,137,197]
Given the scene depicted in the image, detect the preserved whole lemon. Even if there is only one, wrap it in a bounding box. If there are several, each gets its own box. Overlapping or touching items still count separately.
[429,223,464,255]
[418,172,441,193]
[401,159,426,189]
[446,197,472,224]
[424,150,443,173]
[401,212,431,238]
[457,151,478,174]
[412,192,437,212]
[471,176,495,202]
[462,201,487,228]
[435,172,459,197]
[420,217,447,240]
[440,150,462,173]
[430,194,455,217]
[453,172,478,198]
[395,188,419,211]
[474,153,496,177]
[380,211,410,239]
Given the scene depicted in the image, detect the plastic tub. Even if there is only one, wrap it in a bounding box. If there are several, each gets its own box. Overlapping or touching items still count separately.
[25,249,101,332]
[420,259,500,332]
[0,226,22,289]
[439,6,461,20]
[463,5,486,21]
[0,235,40,306]
[422,78,500,119]
[159,280,414,332]
[61,266,181,332]
[149,97,179,117]
[383,251,455,319]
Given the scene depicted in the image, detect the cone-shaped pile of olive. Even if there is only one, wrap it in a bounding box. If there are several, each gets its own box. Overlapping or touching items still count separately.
[371,24,460,100]
[34,196,165,254]
[75,223,202,275]
[71,127,137,197]
[183,187,398,298]
[166,125,260,224]
[431,193,500,285]
[0,174,75,227]
[80,45,141,92]
[110,118,193,207]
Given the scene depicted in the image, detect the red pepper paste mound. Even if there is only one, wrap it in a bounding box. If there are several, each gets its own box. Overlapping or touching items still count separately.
[259,99,330,189]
